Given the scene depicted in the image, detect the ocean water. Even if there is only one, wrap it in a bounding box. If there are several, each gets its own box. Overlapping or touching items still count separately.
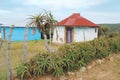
[0,26,41,41]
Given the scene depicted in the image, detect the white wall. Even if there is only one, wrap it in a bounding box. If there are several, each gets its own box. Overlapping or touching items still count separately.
[74,27,85,42]
[74,27,98,42]
[52,26,65,43]
[53,26,98,44]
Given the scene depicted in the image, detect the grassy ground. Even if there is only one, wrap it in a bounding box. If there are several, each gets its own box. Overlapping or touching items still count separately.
[0,40,120,80]
[0,40,58,80]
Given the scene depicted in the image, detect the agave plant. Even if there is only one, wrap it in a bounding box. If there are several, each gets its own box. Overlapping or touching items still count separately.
[27,10,57,52]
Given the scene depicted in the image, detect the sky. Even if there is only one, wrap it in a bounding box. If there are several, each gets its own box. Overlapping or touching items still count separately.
[0,0,120,26]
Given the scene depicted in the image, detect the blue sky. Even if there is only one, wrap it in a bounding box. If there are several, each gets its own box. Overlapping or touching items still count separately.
[0,0,120,26]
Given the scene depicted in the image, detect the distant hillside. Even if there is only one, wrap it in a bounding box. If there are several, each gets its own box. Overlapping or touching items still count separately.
[99,23,120,33]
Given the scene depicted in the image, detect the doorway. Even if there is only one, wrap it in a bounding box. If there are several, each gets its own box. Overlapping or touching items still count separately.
[66,27,73,43]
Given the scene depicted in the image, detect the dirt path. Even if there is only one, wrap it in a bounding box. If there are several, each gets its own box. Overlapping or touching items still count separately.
[81,53,120,80]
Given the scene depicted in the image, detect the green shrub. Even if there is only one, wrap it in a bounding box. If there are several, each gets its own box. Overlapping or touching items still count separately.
[108,32,119,38]
[109,38,120,53]
[17,34,120,79]
[47,54,65,76]
[17,63,31,80]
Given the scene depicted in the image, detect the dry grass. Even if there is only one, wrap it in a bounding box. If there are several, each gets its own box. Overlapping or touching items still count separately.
[0,40,58,80]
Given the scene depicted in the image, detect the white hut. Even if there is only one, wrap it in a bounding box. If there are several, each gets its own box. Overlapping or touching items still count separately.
[53,13,99,44]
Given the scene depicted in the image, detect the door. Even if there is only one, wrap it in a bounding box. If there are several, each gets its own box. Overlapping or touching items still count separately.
[66,27,73,43]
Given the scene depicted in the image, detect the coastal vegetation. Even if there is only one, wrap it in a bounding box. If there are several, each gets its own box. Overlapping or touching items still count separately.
[0,20,120,79]
[99,24,120,33]
[16,33,120,79]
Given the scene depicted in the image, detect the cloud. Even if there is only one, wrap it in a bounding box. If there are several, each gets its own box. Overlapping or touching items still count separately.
[0,9,27,26]
[1,0,119,26]
[0,10,12,15]
[81,11,120,23]
[24,0,108,9]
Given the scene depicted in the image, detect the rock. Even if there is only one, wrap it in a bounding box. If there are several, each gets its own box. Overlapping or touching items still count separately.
[80,67,86,72]
[76,77,83,80]
[87,65,92,70]
[68,72,75,76]
[102,58,105,61]
[96,59,104,64]
[67,72,76,80]
[60,76,68,80]
[109,57,114,61]
[87,61,96,70]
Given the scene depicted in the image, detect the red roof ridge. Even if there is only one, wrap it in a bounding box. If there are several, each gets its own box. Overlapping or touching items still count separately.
[70,13,80,18]
[57,13,99,28]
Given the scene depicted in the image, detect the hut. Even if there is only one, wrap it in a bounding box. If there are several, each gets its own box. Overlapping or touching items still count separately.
[52,13,99,44]
[0,26,41,41]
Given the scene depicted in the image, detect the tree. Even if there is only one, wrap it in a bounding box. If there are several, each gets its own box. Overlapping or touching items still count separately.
[43,10,57,44]
[27,10,57,52]
[98,26,109,37]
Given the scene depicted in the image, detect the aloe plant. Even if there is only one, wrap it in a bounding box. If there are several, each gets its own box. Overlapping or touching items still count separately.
[17,34,120,79]
[27,10,57,52]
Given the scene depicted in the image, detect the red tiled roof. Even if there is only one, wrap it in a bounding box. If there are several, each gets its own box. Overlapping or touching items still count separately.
[57,13,99,27]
